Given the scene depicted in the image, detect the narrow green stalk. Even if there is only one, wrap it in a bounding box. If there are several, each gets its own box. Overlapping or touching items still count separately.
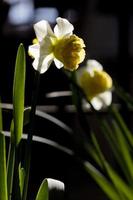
[0,102,8,200]
[7,142,15,200]
[110,105,133,147]
[0,132,8,200]
[70,71,91,140]
[61,69,96,112]
[12,144,22,200]
[22,71,40,200]
[114,80,133,106]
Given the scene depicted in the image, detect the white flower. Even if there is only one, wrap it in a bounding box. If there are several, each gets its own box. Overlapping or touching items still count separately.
[76,59,112,110]
[28,17,85,73]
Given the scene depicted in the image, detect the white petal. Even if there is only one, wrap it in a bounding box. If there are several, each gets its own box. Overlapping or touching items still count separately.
[91,91,112,110]
[91,98,103,110]
[54,17,74,37]
[40,35,52,56]
[32,54,53,74]
[34,20,54,42]
[28,44,40,58]
[86,59,103,76]
[32,58,39,71]
[98,91,112,107]
[39,54,54,73]
[54,58,63,69]
[47,178,64,191]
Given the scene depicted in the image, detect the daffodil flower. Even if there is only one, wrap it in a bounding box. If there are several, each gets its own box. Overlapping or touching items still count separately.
[76,59,113,110]
[28,17,86,73]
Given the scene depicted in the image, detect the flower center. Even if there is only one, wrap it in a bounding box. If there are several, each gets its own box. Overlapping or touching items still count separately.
[52,35,85,71]
[79,70,112,100]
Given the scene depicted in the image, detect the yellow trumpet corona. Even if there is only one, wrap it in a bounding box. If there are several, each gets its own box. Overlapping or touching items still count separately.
[52,35,85,71]
[80,70,112,100]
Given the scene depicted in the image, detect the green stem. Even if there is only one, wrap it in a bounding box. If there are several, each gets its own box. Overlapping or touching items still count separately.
[114,80,133,106]
[109,105,133,147]
[61,69,96,112]
[7,142,15,200]
[0,132,8,200]
[70,71,91,139]
[22,71,40,200]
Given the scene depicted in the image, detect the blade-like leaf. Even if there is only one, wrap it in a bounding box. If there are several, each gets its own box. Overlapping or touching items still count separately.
[114,80,133,107]
[86,143,103,168]
[91,133,106,168]
[0,132,8,200]
[104,162,133,200]
[110,106,133,147]
[19,165,25,197]
[0,100,3,130]
[88,133,133,199]
[0,104,8,200]
[101,120,131,182]
[13,43,26,145]
[7,120,15,200]
[35,178,65,200]
[112,120,133,179]
[7,142,15,200]
[35,179,48,200]
[23,107,31,126]
[85,161,121,200]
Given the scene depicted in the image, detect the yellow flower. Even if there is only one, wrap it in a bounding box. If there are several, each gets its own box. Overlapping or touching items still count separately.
[28,17,85,73]
[76,59,113,110]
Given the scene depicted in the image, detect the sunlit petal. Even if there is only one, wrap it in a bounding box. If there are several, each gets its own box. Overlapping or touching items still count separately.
[29,17,85,73]
[54,58,63,69]
[28,43,40,58]
[90,91,112,110]
[32,58,39,71]
[40,35,53,56]
[76,59,112,110]
[39,54,54,73]
[91,97,103,110]
[97,91,112,107]
[34,20,54,42]
[86,59,103,76]
[54,17,74,37]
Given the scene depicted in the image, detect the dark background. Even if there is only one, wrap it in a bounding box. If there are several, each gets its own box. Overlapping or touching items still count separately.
[1,0,133,199]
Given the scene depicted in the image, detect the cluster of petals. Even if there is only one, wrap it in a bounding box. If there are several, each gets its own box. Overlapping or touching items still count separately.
[28,17,85,73]
[76,59,113,110]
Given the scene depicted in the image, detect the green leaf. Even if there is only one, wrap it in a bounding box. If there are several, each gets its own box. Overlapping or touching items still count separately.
[0,132,8,200]
[110,106,133,147]
[86,143,103,168]
[35,178,65,200]
[0,101,3,130]
[13,43,26,145]
[35,179,48,200]
[91,133,106,168]
[85,161,121,200]
[10,119,15,143]
[87,133,133,199]
[114,80,133,107]
[23,107,31,126]
[0,105,8,200]
[10,108,31,139]
[19,164,25,197]
[7,142,15,200]
[7,120,15,200]
[111,119,133,179]
[104,162,133,200]
[101,120,131,182]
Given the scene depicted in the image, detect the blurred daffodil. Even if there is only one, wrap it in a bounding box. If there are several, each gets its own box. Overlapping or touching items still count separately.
[76,59,113,110]
[28,17,85,73]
